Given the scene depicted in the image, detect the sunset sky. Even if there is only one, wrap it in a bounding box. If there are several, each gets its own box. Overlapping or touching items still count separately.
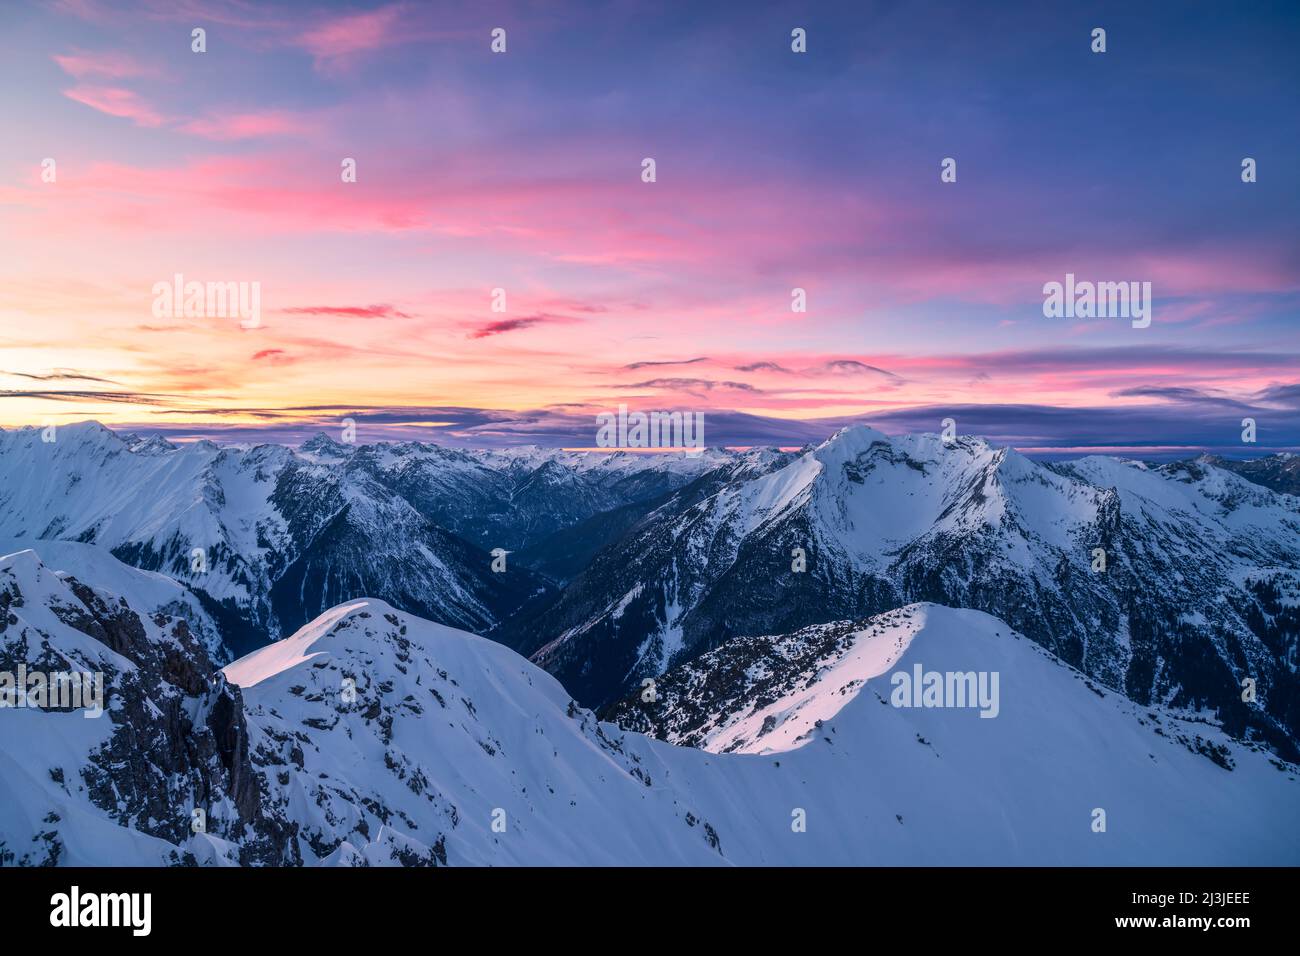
[1,0,1297,453]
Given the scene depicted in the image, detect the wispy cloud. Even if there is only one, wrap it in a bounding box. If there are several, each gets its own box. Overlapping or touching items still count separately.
[293,3,438,71]
[623,357,710,370]
[11,0,1300,451]
[468,314,576,339]
[626,378,761,397]
[0,389,167,405]
[5,369,119,384]
[61,85,165,126]
[53,50,159,79]
[180,110,313,140]
[281,304,413,320]
[251,349,293,364]
[1111,385,1249,408]
[809,360,905,383]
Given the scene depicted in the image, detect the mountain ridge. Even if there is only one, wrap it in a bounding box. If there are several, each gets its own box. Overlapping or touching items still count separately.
[3,549,1297,866]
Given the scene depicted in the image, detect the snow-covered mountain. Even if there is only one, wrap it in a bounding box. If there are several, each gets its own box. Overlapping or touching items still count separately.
[3,550,1296,865]
[0,539,229,663]
[1201,452,1300,496]
[337,438,730,557]
[523,426,1300,762]
[0,549,255,865]
[0,423,725,658]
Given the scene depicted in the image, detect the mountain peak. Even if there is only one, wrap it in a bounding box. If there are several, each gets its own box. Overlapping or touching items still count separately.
[816,423,892,459]
[28,420,124,447]
[224,599,383,689]
[300,432,353,456]
[128,434,177,455]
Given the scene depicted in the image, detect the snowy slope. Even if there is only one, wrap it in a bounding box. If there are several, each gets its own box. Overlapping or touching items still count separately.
[5,547,1295,866]
[5,417,1298,809]
[217,599,1300,864]
[616,603,1300,865]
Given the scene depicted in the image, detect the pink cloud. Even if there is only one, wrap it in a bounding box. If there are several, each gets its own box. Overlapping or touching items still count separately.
[281,304,413,319]
[251,349,298,366]
[62,85,165,126]
[180,111,313,140]
[295,4,409,67]
[53,50,159,79]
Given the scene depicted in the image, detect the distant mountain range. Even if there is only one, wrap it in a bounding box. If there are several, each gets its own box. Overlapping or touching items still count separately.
[1201,452,1300,496]
[0,423,724,656]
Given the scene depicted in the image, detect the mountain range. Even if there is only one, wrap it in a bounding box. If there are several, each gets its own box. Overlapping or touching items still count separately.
[0,422,722,657]
[1,420,1298,864]
[516,426,1300,762]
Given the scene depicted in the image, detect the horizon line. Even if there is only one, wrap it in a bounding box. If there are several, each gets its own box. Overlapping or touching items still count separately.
[3,418,1295,462]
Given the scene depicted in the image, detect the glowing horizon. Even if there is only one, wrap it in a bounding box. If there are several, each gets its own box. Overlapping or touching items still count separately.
[2,1,1297,452]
